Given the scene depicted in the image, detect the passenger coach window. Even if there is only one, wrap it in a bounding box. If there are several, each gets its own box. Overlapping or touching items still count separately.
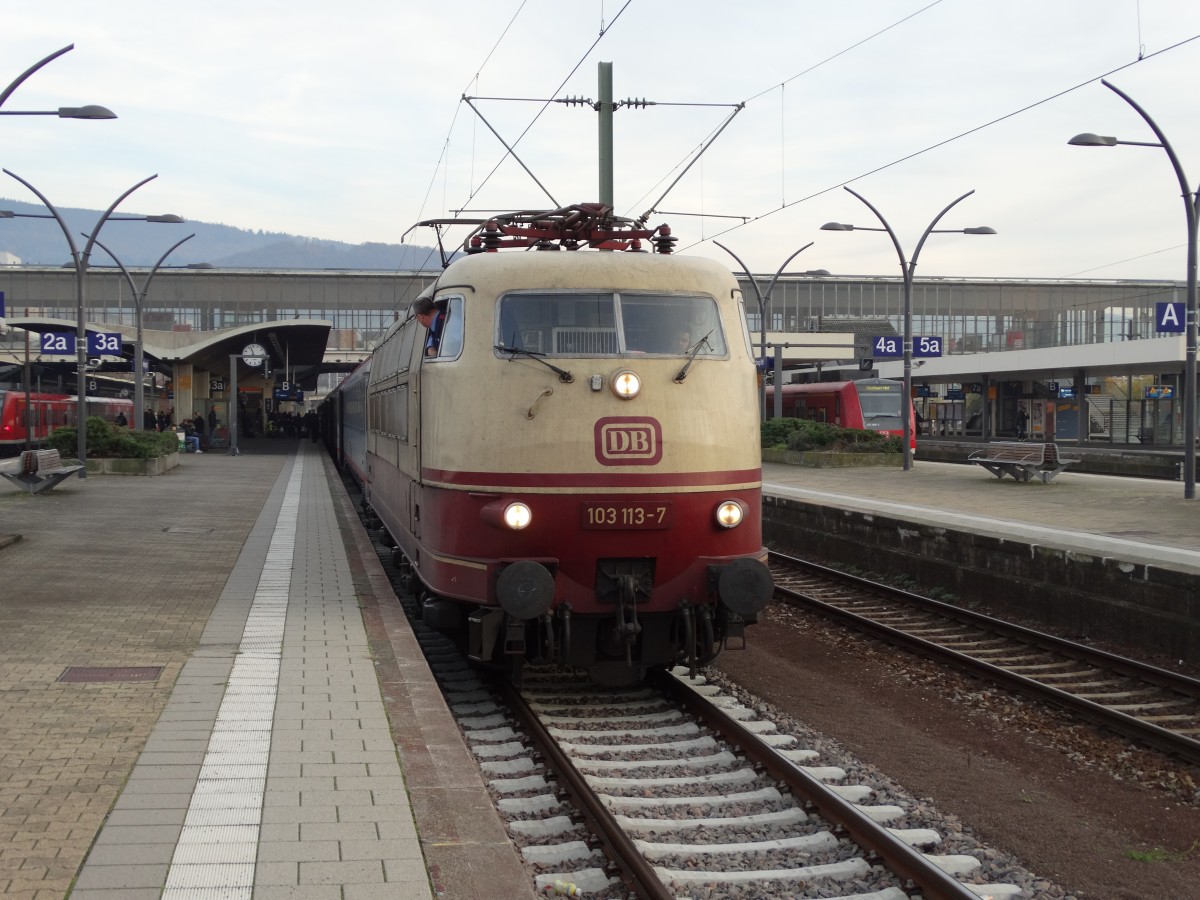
[496,291,727,357]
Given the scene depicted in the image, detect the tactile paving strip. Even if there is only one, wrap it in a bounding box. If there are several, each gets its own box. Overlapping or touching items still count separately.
[161,456,303,899]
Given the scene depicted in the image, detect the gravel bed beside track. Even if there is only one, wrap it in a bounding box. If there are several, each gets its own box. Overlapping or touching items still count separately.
[716,601,1200,900]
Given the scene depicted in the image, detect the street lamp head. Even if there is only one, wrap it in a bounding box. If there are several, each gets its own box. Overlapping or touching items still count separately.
[0,210,11,218]
[57,105,117,120]
[820,222,855,232]
[963,227,997,235]
[186,262,215,269]
[146,214,184,223]
[1068,132,1118,147]
[803,268,832,276]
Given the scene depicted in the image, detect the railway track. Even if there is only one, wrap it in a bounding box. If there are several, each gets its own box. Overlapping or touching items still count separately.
[769,550,1200,766]
[351,481,1051,897]
[408,621,1037,898]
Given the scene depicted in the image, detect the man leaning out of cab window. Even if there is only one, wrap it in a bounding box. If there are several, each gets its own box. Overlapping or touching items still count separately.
[413,297,445,357]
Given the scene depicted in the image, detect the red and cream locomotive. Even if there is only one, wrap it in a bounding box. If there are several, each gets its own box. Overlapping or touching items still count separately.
[331,206,772,683]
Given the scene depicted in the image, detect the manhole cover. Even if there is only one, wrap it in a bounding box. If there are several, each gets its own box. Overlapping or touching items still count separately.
[58,666,163,683]
[163,526,214,534]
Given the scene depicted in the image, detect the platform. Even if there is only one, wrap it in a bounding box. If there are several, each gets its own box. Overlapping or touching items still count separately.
[4,446,1198,898]
[762,458,1200,576]
[0,441,535,900]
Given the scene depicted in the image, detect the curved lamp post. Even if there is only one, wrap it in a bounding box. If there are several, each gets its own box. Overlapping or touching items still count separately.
[822,186,995,471]
[3,169,182,471]
[2,44,115,454]
[713,241,828,420]
[87,233,201,431]
[0,44,116,119]
[1069,79,1198,500]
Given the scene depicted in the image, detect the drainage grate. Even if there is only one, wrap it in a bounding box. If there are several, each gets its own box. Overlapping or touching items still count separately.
[58,666,163,683]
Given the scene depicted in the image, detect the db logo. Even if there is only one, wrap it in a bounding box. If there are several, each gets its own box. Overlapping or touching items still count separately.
[594,417,663,466]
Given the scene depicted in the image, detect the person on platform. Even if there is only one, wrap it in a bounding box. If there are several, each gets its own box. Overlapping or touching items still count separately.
[192,412,207,449]
[173,422,201,453]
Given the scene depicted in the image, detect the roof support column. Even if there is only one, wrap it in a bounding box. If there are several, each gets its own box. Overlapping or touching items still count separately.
[170,361,193,425]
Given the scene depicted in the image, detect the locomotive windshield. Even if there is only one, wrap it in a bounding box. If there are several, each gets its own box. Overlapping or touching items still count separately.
[496,291,728,357]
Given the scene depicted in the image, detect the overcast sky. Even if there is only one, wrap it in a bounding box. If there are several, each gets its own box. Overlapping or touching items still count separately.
[3,0,1200,281]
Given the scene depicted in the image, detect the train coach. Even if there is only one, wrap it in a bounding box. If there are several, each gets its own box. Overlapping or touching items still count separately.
[0,390,134,456]
[766,378,918,449]
[328,206,773,684]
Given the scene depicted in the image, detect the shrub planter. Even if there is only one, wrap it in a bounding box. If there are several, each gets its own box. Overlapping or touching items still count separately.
[83,452,180,476]
[763,448,902,468]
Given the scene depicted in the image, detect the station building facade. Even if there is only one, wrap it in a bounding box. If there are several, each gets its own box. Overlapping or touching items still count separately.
[0,265,1191,445]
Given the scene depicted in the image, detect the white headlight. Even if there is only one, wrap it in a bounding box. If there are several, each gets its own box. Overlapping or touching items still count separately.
[503,501,532,530]
[715,500,745,528]
[611,369,641,399]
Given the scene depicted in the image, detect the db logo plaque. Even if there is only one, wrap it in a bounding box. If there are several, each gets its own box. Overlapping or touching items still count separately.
[595,416,662,466]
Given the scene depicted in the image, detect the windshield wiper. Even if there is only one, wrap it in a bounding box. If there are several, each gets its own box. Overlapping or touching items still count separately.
[495,345,574,383]
[673,330,714,383]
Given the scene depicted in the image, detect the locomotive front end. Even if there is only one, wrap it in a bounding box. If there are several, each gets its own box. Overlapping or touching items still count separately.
[409,247,772,684]
[367,209,774,686]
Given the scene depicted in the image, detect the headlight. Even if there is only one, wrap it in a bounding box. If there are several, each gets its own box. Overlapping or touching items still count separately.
[503,501,532,530]
[715,500,745,528]
[610,369,641,400]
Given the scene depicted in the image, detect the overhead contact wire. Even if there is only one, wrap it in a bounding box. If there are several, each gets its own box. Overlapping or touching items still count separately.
[682,32,1200,253]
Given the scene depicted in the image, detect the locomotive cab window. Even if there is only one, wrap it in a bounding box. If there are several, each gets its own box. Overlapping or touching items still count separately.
[427,295,464,361]
[496,291,728,357]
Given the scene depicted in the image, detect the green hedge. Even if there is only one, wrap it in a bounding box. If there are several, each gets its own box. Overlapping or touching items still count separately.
[761,417,900,454]
[47,417,179,459]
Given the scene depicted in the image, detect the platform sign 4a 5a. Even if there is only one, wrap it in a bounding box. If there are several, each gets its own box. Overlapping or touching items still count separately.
[912,335,943,358]
[872,336,903,358]
[873,335,944,358]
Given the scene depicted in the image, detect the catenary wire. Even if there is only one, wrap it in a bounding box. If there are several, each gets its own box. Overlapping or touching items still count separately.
[677,32,1200,257]
[456,1,634,210]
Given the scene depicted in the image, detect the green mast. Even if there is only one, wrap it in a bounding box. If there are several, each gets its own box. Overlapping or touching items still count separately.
[598,61,614,207]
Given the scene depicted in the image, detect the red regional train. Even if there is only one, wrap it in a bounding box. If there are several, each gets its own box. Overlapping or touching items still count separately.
[766,379,918,450]
[0,391,134,456]
[326,206,773,685]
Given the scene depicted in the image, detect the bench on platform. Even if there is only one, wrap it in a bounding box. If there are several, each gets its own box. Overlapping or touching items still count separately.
[1,449,84,495]
[967,441,1079,484]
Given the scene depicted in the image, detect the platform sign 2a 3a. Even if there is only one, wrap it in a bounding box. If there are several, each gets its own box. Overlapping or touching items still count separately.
[87,332,122,356]
[41,332,76,354]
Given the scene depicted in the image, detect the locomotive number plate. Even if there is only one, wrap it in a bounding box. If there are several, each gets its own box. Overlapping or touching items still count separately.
[581,501,673,530]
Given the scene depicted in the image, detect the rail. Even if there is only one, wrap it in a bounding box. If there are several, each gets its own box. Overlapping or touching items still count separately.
[769,551,1200,765]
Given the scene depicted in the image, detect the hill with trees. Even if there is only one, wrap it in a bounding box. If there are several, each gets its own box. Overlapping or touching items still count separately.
[0,197,445,270]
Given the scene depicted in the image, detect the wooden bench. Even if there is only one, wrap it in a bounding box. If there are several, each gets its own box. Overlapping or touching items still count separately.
[967,441,1079,483]
[0,449,85,495]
